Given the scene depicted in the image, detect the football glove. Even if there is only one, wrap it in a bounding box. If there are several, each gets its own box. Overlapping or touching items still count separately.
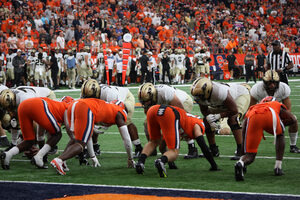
[127,158,136,168]
[91,156,101,167]
[206,114,221,124]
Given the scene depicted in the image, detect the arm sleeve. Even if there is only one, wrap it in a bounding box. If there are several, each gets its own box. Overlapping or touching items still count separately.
[119,125,133,159]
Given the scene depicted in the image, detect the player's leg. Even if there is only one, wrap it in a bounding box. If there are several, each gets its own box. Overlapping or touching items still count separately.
[288,118,300,153]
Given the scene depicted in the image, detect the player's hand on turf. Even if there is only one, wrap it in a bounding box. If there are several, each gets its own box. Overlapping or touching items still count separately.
[127,158,136,168]
[91,156,101,167]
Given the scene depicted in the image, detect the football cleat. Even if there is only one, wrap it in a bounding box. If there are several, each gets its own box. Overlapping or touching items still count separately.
[79,149,89,165]
[168,161,178,169]
[290,145,300,153]
[234,162,244,181]
[274,168,284,176]
[209,145,220,157]
[31,155,48,169]
[0,151,9,170]
[93,143,101,156]
[230,149,242,160]
[135,162,145,174]
[184,147,199,159]
[155,159,167,178]
[50,158,66,175]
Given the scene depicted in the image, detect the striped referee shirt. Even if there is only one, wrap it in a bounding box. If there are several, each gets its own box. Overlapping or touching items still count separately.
[267,50,292,71]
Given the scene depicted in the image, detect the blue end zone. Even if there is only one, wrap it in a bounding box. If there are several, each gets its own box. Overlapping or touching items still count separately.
[1,181,300,200]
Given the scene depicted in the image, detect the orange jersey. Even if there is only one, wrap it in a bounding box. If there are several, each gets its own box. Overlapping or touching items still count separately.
[18,97,69,141]
[147,105,205,150]
[67,98,127,143]
[244,101,286,153]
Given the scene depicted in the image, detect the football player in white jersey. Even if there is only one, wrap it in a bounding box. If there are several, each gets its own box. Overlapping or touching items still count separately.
[26,50,37,86]
[250,70,299,153]
[169,49,176,81]
[191,77,250,160]
[106,49,115,84]
[5,49,17,86]
[203,46,211,79]
[34,50,48,87]
[174,49,186,84]
[138,83,199,163]
[80,79,143,157]
[193,47,206,78]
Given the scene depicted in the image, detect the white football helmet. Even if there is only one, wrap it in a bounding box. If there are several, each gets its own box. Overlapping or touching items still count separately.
[81,79,101,98]
[138,83,157,105]
[190,77,213,101]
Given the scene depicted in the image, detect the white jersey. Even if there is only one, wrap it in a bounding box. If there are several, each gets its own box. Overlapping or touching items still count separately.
[97,53,104,70]
[155,84,189,106]
[99,84,129,102]
[174,54,185,68]
[16,86,52,98]
[149,56,157,69]
[196,82,249,108]
[169,53,175,67]
[250,82,290,102]
[6,53,17,69]
[194,52,205,65]
[35,52,48,60]
[35,58,46,74]
[0,84,8,92]
[27,56,37,75]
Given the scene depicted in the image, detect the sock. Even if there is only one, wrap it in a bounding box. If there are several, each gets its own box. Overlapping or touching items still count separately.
[237,144,242,154]
[132,139,141,146]
[196,136,217,169]
[138,153,147,164]
[209,143,217,149]
[6,146,20,160]
[11,130,20,145]
[274,160,282,169]
[36,144,51,158]
[188,142,195,149]
[160,155,168,164]
[289,132,298,146]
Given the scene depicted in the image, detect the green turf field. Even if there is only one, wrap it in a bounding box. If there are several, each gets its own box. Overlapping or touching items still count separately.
[1,79,300,195]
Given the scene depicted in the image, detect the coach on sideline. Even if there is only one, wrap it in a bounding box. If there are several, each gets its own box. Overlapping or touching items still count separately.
[266,40,294,85]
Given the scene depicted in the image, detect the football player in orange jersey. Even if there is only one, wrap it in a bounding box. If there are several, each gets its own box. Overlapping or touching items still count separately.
[51,98,135,175]
[136,105,218,178]
[234,96,297,181]
[0,96,73,170]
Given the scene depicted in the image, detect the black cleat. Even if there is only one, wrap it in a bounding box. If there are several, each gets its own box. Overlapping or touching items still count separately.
[93,144,101,156]
[168,161,178,169]
[184,147,199,159]
[133,145,143,159]
[290,145,300,153]
[155,159,167,178]
[210,146,220,157]
[0,137,10,147]
[274,168,284,176]
[135,162,145,174]
[235,162,244,181]
[48,145,58,155]
[0,151,9,170]
[79,149,89,165]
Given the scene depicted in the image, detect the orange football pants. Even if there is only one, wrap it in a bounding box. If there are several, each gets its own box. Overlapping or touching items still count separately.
[18,98,61,141]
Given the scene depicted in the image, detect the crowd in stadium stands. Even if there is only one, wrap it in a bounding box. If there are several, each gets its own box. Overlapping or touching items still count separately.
[0,0,299,88]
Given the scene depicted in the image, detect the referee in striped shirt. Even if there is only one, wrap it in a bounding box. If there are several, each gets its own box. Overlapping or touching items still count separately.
[266,40,294,85]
